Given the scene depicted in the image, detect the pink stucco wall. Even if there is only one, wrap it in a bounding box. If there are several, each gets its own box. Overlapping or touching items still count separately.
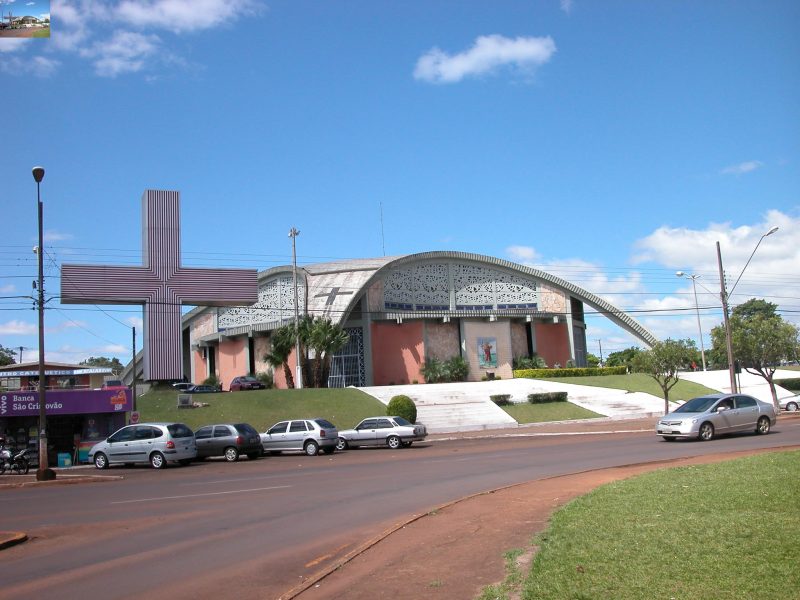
[510,321,529,359]
[192,349,207,384]
[462,320,513,380]
[424,321,460,360]
[371,321,424,385]
[218,337,248,391]
[534,322,570,367]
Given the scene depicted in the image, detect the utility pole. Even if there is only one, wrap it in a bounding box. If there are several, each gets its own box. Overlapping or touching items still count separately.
[717,241,737,394]
[597,339,604,367]
[289,227,303,389]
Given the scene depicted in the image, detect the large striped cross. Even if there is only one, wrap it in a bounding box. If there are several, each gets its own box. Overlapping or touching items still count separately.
[61,190,258,381]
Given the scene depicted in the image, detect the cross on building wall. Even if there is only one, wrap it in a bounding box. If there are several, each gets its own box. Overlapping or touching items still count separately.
[61,190,258,381]
[314,286,354,306]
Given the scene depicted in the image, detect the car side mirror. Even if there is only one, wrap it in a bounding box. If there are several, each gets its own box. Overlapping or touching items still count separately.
[717,405,728,412]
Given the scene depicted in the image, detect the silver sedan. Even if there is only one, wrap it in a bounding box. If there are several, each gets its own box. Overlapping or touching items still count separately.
[336,416,427,450]
[656,393,776,441]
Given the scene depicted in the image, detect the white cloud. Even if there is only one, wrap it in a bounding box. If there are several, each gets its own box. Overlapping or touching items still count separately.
[0,320,37,335]
[80,30,160,77]
[43,344,129,364]
[115,0,264,34]
[126,316,144,331]
[506,245,540,262]
[0,284,16,293]
[43,229,73,242]
[560,0,574,14]
[721,160,763,175]
[0,39,30,53]
[414,34,556,83]
[0,53,59,77]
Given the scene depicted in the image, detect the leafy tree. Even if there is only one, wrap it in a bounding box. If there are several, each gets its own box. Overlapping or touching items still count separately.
[513,354,547,369]
[605,346,642,369]
[80,356,124,374]
[387,395,417,423]
[631,339,697,415]
[0,344,15,366]
[264,324,296,389]
[307,318,349,388]
[586,352,601,368]
[711,306,799,410]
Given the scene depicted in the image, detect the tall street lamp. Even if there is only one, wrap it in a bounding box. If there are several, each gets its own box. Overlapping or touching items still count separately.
[676,271,707,371]
[288,227,303,389]
[717,226,779,394]
[32,165,55,480]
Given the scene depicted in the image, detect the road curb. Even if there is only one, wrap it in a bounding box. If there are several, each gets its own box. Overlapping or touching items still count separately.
[0,532,27,550]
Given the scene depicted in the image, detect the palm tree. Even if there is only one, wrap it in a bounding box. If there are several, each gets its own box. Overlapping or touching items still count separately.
[264,324,296,388]
[308,318,350,387]
[296,314,316,388]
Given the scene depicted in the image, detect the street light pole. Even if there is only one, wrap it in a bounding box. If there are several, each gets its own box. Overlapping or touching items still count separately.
[32,165,54,480]
[716,226,779,395]
[289,227,303,389]
[676,272,707,371]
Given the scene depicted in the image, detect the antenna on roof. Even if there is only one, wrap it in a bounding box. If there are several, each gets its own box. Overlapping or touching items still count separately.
[380,202,386,256]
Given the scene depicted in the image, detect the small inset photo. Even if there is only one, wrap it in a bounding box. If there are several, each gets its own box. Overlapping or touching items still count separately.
[0,0,50,38]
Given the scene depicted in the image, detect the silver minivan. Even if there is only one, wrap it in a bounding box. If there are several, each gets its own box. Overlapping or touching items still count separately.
[89,422,197,469]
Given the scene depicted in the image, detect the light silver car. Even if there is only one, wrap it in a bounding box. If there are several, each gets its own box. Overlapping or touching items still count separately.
[336,416,427,450]
[260,418,338,456]
[779,394,799,412]
[89,422,197,469]
[656,393,776,442]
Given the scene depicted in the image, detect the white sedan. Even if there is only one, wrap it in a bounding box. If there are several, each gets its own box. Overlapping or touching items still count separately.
[336,416,427,450]
[779,394,799,412]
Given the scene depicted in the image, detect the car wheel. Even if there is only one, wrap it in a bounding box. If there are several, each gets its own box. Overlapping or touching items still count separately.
[304,441,319,456]
[661,436,676,442]
[224,447,239,462]
[94,452,109,469]
[786,401,798,412]
[336,437,348,451]
[150,451,167,469]
[698,422,715,441]
[756,416,771,435]
[386,435,401,449]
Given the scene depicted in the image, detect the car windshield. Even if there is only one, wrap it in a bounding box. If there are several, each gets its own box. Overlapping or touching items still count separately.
[674,396,719,413]
[314,419,336,429]
[393,417,412,426]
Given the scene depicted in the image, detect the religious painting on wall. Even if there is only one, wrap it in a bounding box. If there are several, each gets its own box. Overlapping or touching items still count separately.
[478,337,497,368]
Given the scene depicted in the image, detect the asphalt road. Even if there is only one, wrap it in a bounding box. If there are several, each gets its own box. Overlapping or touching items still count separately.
[1,420,798,600]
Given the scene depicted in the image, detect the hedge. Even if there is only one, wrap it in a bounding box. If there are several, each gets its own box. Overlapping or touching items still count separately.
[514,366,627,379]
[775,378,800,392]
[528,392,568,404]
[490,394,512,406]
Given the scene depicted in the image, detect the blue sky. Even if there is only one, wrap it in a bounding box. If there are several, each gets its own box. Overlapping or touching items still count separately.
[1,0,798,366]
[0,0,49,21]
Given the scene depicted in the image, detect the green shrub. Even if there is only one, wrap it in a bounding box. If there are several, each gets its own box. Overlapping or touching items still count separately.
[513,355,548,369]
[202,374,220,388]
[444,356,469,382]
[775,377,800,391]
[528,391,568,404]
[255,371,274,388]
[490,394,512,406]
[420,356,446,383]
[387,394,417,423]
[514,366,627,379]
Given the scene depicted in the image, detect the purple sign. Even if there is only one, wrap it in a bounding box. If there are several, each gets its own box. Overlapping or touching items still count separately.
[0,389,132,418]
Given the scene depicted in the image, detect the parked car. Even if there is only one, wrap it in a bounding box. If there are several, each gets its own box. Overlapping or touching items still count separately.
[89,423,197,469]
[194,423,262,461]
[172,382,194,391]
[260,418,338,456]
[336,416,427,450]
[230,376,266,391]
[656,393,776,441]
[779,394,799,412]
[186,384,219,393]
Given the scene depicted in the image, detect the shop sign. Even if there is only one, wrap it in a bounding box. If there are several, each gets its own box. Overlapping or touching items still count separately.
[0,389,132,417]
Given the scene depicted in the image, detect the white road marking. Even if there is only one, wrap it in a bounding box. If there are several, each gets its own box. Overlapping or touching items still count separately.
[111,485,291,504]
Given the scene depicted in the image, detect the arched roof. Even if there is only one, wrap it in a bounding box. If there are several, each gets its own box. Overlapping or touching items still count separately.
[193,251,657,348]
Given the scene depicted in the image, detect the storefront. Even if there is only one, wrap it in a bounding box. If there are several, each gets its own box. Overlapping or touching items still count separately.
[0,388,132,465]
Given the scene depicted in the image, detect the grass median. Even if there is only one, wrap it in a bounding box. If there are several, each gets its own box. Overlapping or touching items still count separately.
[481,450,800,599]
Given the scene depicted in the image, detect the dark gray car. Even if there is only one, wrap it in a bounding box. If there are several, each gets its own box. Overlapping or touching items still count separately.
[195,423,262,461]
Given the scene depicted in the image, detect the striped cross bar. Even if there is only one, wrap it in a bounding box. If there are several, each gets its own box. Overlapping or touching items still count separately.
[61,190,258,381]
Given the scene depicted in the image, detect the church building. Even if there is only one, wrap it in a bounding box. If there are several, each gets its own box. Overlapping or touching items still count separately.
[182,251,656,390]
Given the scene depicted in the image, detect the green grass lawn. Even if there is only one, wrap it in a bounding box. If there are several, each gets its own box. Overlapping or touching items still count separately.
[502,402,602,424]
[543,373,717,402]
[32,27,50,38]
[137,387,386,430]
[481,450,800,600]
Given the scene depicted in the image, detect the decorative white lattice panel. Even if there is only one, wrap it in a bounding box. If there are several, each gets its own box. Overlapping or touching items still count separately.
[218,275,304,329]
